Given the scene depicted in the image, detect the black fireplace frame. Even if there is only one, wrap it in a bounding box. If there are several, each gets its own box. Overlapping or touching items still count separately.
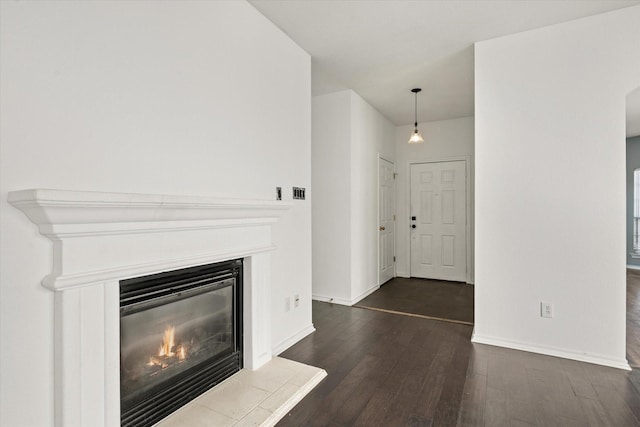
[119,259,243,427]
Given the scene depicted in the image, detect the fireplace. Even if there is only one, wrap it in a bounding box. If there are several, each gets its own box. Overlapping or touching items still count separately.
[120,259,243,427]
[8,189,291,427]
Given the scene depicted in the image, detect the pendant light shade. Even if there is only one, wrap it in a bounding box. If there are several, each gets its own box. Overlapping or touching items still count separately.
[409,129,424,144]
[408,88,424,144]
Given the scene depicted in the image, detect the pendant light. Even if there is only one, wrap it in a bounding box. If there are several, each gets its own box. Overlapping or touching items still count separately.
[408,88,424,144]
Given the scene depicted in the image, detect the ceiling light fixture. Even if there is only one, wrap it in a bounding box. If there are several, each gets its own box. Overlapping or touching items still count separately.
[408,88,424,144]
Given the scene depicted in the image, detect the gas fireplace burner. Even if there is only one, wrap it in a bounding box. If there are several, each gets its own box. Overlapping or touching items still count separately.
[120,259,243,427]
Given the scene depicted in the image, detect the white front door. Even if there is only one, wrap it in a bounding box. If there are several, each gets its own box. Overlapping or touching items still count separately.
[379,157,395,285]
[410,161,466,281]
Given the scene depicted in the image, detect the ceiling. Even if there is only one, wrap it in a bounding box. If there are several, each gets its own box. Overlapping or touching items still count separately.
[250,0,640,134]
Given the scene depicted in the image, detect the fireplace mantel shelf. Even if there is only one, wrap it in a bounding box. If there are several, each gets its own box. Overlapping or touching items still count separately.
[8,188,291,236]
[9,188,292,291]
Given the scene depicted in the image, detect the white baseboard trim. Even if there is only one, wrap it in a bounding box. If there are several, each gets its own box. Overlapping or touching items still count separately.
[312,285,380,307]
[627,264,640,271]
[471,333,631,371]
[312,293,353,306]
[272,324,316,356]
[351,285,379,305]
[394,272,473,284]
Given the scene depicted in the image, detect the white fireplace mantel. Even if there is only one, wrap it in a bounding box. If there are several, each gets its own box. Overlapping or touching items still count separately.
[8,189,291,427]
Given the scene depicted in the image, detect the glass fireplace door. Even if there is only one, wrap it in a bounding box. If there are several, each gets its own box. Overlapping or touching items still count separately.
[120,259,242,427]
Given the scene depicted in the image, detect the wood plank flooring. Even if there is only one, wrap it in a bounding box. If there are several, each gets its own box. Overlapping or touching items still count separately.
[277,301,472,426]
[355,278,474,325]
[276,270,640,426]
[628,269,640,367]
[458,342,640,426]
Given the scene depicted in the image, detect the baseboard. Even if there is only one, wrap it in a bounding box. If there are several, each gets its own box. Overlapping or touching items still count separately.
[313,285,380,307]
[350,284,379,305]
[471,332,631,371]
[395,272,472,284]
[312,293,353,306]
[272,324,316,356]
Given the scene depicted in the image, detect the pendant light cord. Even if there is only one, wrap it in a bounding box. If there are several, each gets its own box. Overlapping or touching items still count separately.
[414,92,418,129]
[408,88,424,144]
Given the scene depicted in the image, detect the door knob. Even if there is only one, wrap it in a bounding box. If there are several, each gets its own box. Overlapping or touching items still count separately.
[411,224,416,229]
[379,226,386,231]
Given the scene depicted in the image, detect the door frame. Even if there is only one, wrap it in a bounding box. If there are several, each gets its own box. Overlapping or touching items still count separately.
[407,156,474,284]
[378,154,396,285]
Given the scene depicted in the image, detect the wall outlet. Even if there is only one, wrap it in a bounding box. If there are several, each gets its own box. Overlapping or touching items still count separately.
[285,296,291,312]
[294,294,300,308]
[541,302,553,318]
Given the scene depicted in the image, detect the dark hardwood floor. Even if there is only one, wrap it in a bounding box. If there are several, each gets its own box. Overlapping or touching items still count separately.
[277,271,640,426]
[628,269,640,368]
[355,278,474,324]
[278,301,472,426]
[459,340,640,426]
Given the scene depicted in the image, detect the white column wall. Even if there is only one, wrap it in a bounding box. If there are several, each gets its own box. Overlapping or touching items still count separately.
[0,2,312,426]
[311,91,353,303]
[349,92,396,301]
[474,6,640,368]
[311,90,395,305]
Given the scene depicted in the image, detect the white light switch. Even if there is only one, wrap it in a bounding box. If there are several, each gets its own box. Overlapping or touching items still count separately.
[541,302,553,318]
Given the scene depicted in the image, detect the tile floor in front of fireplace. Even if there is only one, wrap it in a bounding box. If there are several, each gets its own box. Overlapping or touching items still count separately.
[156,356,327,427]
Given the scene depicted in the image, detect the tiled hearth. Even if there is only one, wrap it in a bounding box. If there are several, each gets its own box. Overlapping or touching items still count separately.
[8,189,322,427]
[159,357,326,427]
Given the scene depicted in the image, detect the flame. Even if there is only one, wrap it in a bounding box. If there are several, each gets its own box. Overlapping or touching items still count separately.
[147,325,187,368]
[159,326,175,357]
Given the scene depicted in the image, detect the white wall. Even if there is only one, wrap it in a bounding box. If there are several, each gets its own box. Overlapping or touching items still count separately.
[0,2,311,426]
[474,6,640,369]
[395,117,475,281]
[350,92,396,301]
[312,90,395,304]
[312,91,352,303]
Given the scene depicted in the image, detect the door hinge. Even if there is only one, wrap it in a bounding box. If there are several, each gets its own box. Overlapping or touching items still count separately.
[393,172,397,179]
[393,214,396,221]
[393,256,396,262]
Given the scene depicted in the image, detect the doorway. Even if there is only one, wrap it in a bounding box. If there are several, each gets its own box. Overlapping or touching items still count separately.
[378,157,395,285]
[627,86,640,366]
[409,160,467,282]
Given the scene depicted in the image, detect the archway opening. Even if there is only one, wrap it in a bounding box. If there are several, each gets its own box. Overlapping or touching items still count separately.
[625,86,640,367]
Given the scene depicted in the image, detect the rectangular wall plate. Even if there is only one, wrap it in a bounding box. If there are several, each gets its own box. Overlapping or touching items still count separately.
[541,302,553,318]
[293,187,306,200]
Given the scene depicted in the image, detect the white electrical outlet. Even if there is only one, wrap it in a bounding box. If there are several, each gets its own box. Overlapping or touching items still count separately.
[541,302,553,318]
[285,297,291,312]
[294,294,300,308]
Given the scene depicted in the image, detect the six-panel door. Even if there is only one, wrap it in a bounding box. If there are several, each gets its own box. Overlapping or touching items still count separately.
[410,161,466,281]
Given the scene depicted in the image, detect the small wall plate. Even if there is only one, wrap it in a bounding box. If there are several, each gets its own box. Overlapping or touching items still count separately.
[293,187,305,200]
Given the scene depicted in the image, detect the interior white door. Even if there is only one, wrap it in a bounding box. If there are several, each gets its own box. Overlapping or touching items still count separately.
[410,161,466,281]
[379,158,395,285]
